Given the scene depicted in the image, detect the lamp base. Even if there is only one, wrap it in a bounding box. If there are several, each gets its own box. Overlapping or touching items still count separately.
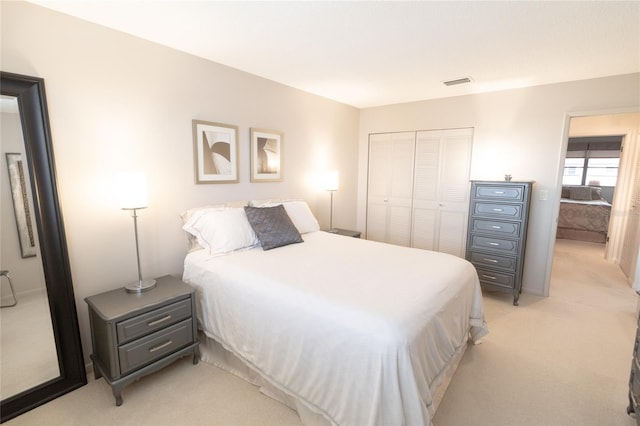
[125,279,157,293]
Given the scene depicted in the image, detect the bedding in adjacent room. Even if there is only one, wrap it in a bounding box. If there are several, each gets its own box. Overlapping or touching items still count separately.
[183,228,488,426]
[557,185,612,243]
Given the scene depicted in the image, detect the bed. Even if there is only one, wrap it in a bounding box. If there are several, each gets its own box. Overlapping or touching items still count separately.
[556,185,612,243]
[181,200,488,425]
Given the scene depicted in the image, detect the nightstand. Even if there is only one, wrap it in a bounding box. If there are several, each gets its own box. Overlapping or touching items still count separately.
[85,275,200,406]
[326,228,361,238]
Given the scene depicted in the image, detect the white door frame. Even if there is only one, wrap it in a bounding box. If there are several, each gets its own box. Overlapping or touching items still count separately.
[542,107,640,297]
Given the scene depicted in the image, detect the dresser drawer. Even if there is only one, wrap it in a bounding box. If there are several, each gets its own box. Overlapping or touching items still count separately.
[632,358,640,404]
[472,202,523,220]
[471,219,520,237]
[119,319,193,375]
[469,251,517,272]
[470,235,519,255]
[474,184,524,201]
[476,268,516,290]
[117,299,191,344]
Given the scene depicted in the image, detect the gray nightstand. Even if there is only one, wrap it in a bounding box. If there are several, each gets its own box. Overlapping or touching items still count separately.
[326,228,361,238]
[85,275,200,406]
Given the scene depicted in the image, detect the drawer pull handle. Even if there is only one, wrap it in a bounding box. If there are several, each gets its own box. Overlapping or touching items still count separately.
[492,208,504,212]
[483,258,499,263]
[482,274,497,280]
[149,340,173,353]
[488,242,500,246]
[494,191,505,194]
[491,225,502,229]
[148,315,172,327]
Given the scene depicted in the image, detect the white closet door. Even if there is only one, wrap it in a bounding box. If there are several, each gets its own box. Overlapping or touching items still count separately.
[366,132,415,246]
[412,128,472,257]
[412,134,440,250]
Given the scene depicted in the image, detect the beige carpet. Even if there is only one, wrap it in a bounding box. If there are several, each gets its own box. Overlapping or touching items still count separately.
[1,289,60,399]
[5,239,637,426]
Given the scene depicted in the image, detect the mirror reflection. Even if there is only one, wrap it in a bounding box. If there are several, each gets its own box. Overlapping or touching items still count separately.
[0,94,60,399]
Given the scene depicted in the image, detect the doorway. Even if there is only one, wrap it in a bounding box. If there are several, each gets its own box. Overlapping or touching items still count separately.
[550,112,640,295]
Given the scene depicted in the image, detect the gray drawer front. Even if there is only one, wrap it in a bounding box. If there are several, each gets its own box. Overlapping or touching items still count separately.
[119,319,193,375]
[470,235,519,255]
[632,359,640,403]
[471,219,520,237]
[476,268,515,290]
[470,251,517,272]
[475,185,524,201]
[117,299,191,344]
[473,202,522,219]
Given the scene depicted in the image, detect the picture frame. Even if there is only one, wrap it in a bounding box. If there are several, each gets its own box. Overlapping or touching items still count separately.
[5,153,37,258]
[192,120,239,184]
[250,128,283,182]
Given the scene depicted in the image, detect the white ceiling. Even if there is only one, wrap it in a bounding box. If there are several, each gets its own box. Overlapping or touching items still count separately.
[29,1,640,108]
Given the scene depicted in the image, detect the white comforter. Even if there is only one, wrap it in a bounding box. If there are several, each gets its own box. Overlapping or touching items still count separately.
[183,231,488,425]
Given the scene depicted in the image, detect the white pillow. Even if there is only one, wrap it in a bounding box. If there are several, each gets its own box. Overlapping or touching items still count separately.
[182,207,259,255]
[180,201,247,224]
[253,200,320,234]
[180,201,248,251]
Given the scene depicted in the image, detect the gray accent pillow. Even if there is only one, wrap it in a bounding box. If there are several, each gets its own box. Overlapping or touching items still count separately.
[569,186,592,201]
[244,205,303,250]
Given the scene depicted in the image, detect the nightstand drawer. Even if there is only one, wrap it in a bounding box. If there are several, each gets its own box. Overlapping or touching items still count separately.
[470,235,519,255]
[471,219,520,237]
[117,299,191,344]
[469,251,517,272]
[473,202,523,220]
[474,184,524,201]
[119,319,193,375]
[476,268,515,290]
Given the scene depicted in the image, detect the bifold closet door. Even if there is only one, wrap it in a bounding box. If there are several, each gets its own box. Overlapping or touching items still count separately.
[411,128,472,257]
[366,132,415,246]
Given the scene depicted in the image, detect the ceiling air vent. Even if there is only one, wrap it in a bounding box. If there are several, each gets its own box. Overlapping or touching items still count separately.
[443,77,472,86]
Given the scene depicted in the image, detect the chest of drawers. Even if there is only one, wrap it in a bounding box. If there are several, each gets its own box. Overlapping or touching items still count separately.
[85,275,200,405]
[465,181,533,305]
[627,301,640,424]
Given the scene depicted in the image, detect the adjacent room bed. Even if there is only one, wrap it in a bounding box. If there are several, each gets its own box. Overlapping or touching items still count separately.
[181,200,488,426]
[556,185,612,243]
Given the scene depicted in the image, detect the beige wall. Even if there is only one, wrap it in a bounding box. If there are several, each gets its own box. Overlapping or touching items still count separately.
[359,74,640,297]
[1,2,359,361]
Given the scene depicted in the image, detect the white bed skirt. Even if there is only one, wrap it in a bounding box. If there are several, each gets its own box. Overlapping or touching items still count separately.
[198,330,468,425]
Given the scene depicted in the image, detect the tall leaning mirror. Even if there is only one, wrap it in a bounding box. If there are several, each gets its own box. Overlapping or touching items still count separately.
[0,72,86,423]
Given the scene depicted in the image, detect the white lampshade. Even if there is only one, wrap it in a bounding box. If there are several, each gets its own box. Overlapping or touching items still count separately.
[324,170,339,191]
[116,172,148,210]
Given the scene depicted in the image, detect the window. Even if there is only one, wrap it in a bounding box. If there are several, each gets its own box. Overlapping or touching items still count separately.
[563,158,585,185]
[562,157,619,186]
[585,158,619,186]
[562,136,622,186]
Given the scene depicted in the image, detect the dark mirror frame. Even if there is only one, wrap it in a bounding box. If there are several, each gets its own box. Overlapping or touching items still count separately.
[1,72,86,423]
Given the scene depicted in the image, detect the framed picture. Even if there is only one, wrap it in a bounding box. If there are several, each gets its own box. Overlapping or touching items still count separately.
[5,153,37,258]
[192,120,239,184]
[250,128,283,182]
